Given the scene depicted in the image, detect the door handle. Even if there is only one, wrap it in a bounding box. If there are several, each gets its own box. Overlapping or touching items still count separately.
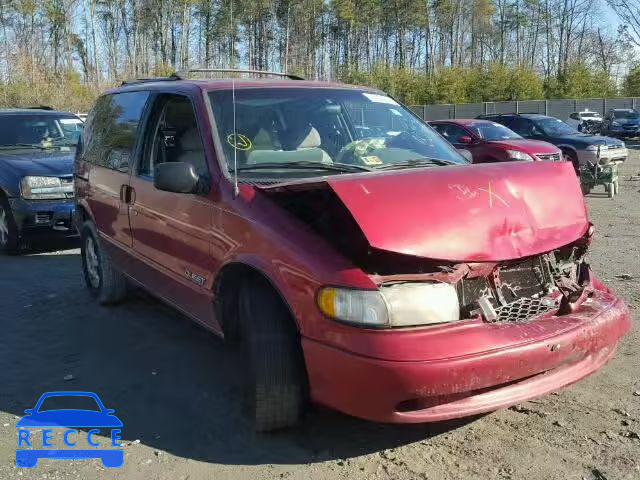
[120,185,136,204]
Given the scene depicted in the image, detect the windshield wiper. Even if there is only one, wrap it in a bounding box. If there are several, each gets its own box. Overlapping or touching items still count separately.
[375,158,459,170]
[231,161,373,173]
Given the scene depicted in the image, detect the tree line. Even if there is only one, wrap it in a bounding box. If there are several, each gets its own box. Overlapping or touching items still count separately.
[1,0,640,111]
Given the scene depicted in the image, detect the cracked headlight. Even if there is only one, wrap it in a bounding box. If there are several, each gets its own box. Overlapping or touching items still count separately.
[20,176,73,200]
[317,283,460,328]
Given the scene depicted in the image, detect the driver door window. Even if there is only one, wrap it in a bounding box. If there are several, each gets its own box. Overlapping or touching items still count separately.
[139,95,208,179]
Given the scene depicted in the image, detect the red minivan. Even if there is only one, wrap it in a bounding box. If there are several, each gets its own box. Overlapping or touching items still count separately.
[74,72,630,431]
[430,119,563,163]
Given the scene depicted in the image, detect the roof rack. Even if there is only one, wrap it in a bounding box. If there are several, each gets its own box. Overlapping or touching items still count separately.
[178,68,305,81]
[25,105,54,111]
[120,75,182,86]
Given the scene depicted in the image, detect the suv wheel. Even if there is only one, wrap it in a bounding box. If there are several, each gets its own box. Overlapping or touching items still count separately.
[80,221,128,304]
[236,276,306,431]
[0,197,19,254]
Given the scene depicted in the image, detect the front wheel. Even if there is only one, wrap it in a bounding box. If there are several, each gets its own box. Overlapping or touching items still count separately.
[236,276,306,431]
[80,221,128,304]
[0,198,20,254]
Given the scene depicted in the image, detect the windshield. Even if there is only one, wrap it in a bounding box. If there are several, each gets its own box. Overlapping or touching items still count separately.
[208,88,467,180]
[467,122,522,141]
[0,114,83,148]
[535,117,578,136]
[580,112,601,118]
[614,109,640,119]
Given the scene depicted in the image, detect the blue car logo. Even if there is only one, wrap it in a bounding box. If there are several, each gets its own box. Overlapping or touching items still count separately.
[15,391,123,468]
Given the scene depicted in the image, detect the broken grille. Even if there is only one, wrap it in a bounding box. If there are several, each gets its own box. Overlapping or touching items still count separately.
[491,297,559,323]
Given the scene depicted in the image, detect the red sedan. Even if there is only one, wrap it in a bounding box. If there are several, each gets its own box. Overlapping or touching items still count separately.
[430,118,563,163]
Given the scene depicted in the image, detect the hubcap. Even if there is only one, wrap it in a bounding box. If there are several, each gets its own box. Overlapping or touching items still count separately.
[0,208,8,246]
[85,236,101,288]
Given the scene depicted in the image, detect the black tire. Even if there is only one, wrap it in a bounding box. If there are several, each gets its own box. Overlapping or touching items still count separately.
[580,183,591,195]
[563,149,579,173]
[80,220,128,304]
[0,196,20,254]
[236,276,306,431]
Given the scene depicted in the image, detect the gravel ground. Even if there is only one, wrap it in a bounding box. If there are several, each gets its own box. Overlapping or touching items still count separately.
[1,152,639,480]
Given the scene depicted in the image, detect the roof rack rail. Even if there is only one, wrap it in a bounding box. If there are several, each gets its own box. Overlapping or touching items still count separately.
[120,74,182,86]
[178,68,305,81]
[25,105,54,110]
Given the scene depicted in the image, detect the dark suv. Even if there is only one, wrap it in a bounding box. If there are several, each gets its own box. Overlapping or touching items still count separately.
[75,71,628,431]
[0,108,83,252]
[602,108,640,138]
[478,113,627,169]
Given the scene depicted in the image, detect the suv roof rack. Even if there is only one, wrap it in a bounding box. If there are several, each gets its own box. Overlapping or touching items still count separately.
[120,75,183,86]
[25,105,54,110]
[178,68,305,81]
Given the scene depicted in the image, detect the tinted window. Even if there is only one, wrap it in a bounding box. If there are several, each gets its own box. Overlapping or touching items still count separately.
[502,117,533,136]
[83,91,150,172]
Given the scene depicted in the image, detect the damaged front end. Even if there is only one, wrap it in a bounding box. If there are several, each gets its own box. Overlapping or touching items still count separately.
[369,226,595,327]
[262,160,601,328]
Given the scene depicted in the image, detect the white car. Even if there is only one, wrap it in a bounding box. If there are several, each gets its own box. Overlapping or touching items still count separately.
[567,110,602,132]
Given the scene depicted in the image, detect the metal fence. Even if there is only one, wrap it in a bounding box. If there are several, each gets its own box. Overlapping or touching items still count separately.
[410,97,640,121]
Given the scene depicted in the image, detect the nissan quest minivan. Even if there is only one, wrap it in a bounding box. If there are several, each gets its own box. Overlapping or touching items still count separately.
[74,72,630,431]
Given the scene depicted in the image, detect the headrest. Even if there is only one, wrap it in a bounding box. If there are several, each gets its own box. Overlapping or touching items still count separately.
[180,128,202,151]
[282,124,321,150]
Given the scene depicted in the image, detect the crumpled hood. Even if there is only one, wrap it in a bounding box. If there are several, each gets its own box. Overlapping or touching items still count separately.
[0,150,74,177]
[321,161,588,262]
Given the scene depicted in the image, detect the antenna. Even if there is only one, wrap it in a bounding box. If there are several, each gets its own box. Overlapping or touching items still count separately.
[230,0,239,198]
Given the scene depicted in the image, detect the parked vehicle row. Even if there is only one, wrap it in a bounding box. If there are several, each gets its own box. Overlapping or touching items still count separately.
[0,80,630,433]
[0,108,84,252]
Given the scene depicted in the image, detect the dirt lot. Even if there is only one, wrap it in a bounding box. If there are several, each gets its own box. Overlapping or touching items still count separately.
[1,152,639,480]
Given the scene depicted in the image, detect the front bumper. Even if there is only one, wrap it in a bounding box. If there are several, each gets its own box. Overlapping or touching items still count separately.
[302,290,630,423]
[8,197,78,240]
[577,147,628,166]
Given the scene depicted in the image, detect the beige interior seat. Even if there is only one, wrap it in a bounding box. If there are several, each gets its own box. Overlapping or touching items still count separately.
[177,128,207,176]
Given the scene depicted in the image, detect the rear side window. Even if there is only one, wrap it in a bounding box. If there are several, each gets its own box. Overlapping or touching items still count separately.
[502,117,531,136]
[83,91,150,172]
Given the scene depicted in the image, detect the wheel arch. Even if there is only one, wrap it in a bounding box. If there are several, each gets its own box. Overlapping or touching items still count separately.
[74,199,95,228]
[212,259,302,343]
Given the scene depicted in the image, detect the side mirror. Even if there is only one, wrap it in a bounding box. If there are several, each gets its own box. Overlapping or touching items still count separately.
[154,162,199,194]
[459,135,473,144]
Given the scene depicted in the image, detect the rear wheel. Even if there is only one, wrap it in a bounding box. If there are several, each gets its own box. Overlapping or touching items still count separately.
[236,276,306,431]
[0,197,19,254]
[80,221,128,304]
